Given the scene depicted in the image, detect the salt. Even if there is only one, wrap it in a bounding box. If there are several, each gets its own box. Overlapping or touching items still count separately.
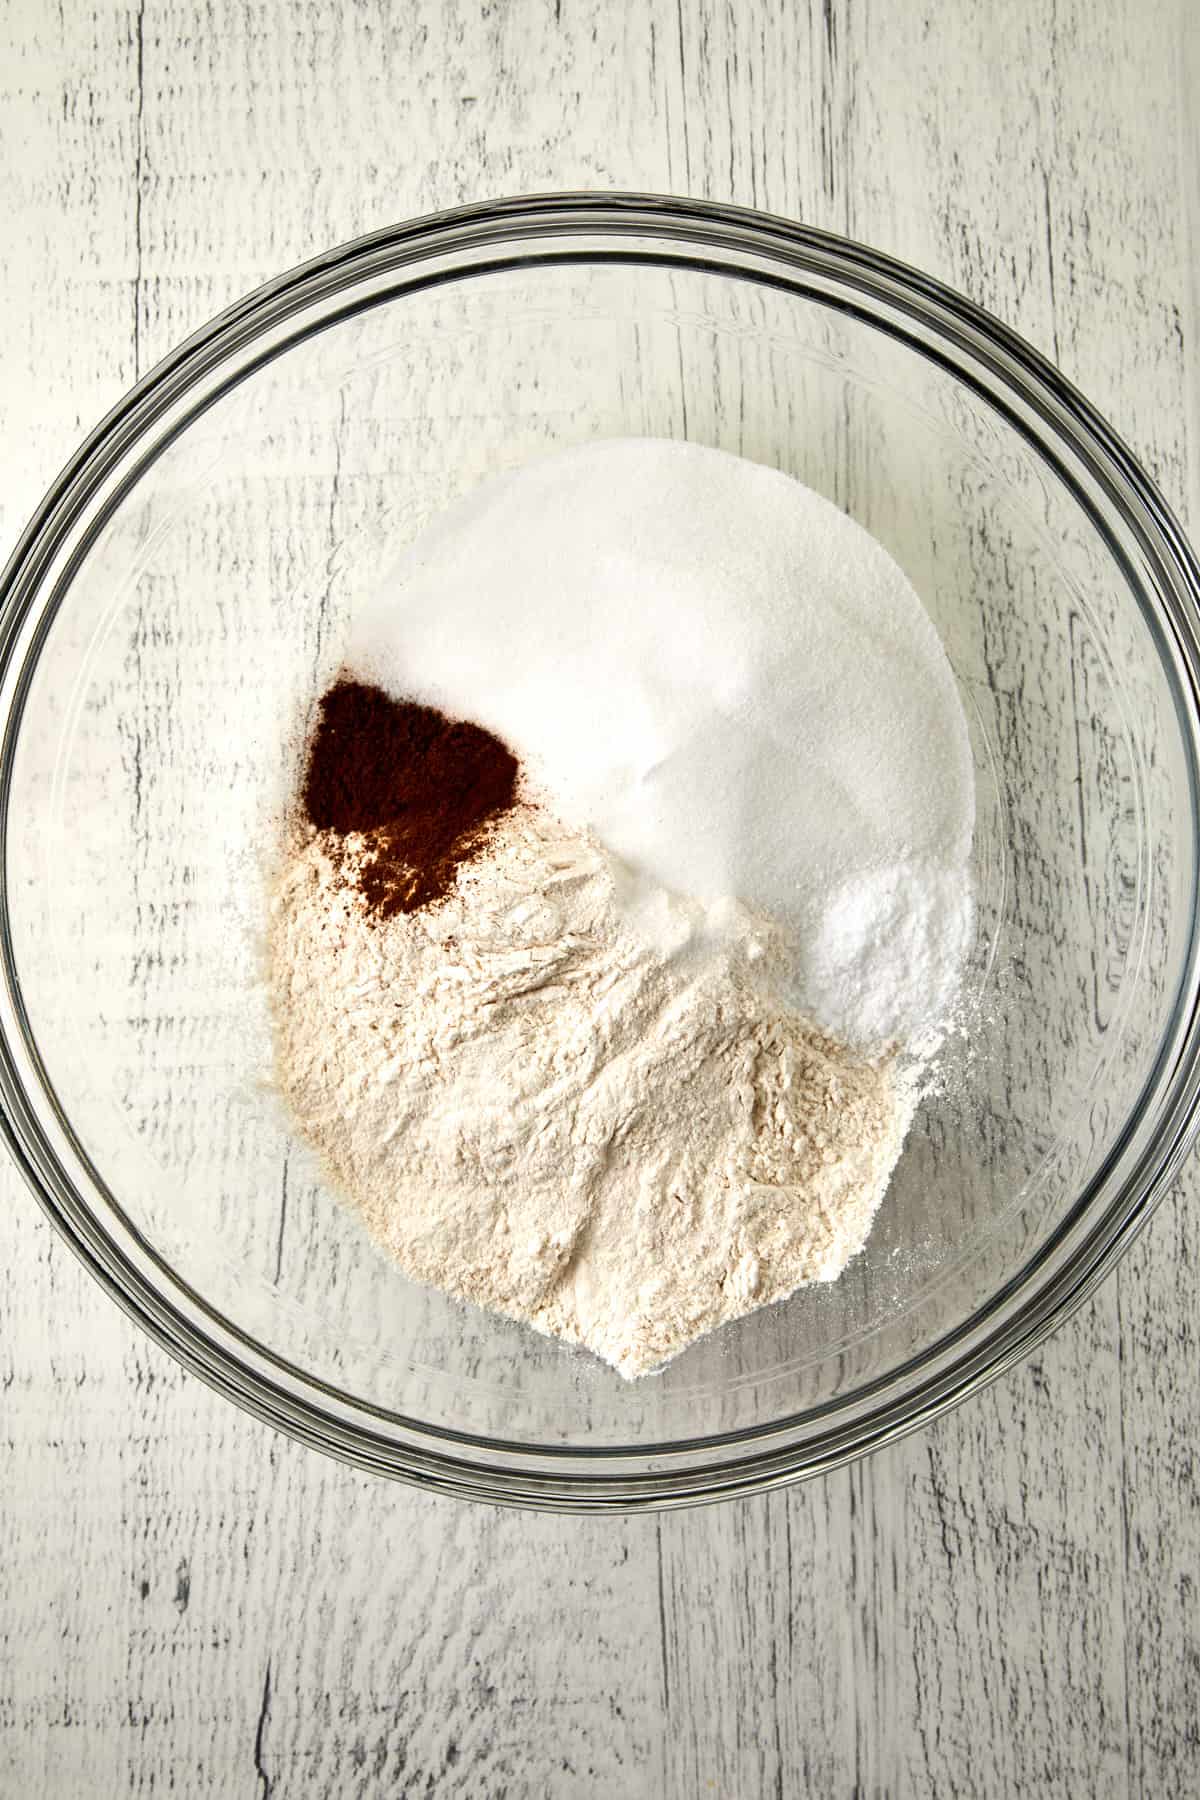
[347,438,974,1052]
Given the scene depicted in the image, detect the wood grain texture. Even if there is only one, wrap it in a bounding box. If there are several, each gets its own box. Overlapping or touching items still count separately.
[1,1,1198,1795]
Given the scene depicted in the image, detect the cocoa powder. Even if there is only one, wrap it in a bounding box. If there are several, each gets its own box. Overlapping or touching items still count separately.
[300,679,520,917]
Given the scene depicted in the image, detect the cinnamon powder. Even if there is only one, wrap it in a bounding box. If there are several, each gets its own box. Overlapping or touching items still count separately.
[300,679,520,917]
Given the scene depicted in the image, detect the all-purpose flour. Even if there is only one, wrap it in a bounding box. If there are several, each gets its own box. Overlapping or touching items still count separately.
[267,808,916,1377]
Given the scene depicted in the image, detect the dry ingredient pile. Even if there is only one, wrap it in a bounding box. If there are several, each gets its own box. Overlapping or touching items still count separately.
[266,439,975,1378]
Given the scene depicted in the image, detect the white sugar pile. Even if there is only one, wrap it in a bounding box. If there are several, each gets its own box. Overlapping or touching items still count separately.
[346,438,974,1052]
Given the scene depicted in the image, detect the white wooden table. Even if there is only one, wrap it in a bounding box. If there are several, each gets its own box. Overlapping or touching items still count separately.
[2,2,1198,1793]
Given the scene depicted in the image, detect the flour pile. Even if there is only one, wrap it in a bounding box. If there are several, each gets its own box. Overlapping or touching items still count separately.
[268,811,915,1377]
[266,440,974,1377]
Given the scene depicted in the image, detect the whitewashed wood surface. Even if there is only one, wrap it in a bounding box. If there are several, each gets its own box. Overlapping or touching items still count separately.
[2,1,1198,1794]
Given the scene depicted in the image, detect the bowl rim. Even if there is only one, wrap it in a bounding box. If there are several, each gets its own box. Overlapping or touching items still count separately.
[3,190,1200,1511]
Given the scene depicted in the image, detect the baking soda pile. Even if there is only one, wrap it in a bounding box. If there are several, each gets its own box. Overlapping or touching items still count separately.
[266,440,975,1376]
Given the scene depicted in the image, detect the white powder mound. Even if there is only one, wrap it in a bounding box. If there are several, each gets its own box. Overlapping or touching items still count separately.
[346,438,975,1052]
[267,807,916,1379]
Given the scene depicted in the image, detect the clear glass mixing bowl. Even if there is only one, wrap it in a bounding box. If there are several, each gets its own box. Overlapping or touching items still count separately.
[3,195,1200,1510]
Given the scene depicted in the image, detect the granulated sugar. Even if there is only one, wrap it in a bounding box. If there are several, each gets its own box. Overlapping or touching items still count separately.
[348,438,974,1053]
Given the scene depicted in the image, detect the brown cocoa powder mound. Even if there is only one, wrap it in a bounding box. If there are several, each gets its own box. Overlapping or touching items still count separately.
[300,679,520,918]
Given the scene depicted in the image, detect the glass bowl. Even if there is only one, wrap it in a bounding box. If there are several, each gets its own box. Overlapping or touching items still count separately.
[3,194,1200,1511]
